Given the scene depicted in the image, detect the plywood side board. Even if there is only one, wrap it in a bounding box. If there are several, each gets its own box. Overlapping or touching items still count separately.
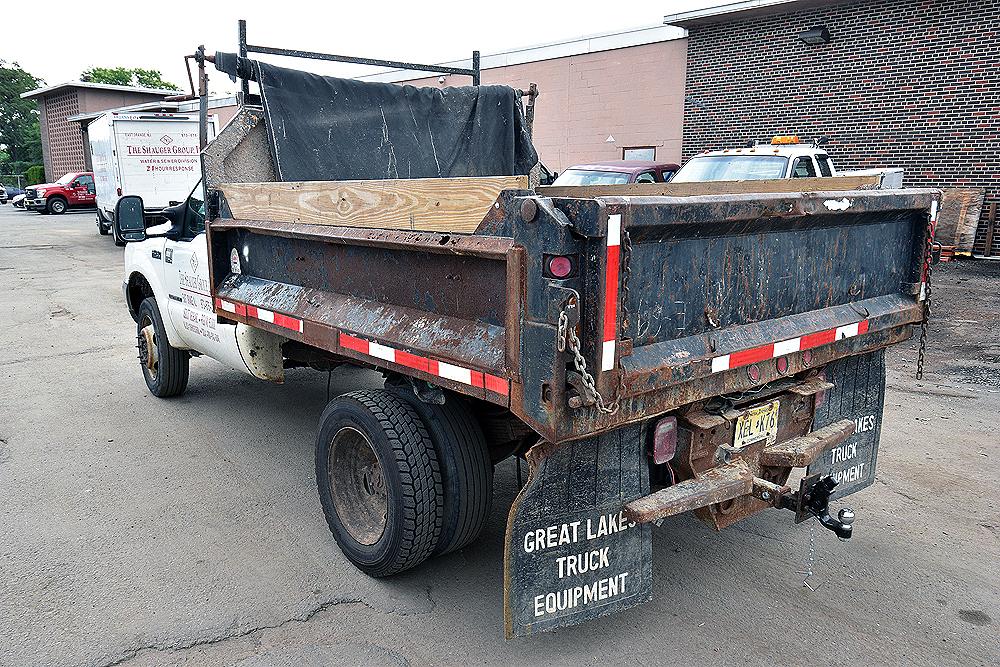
[220,175,528,233]
[537,175,881,198]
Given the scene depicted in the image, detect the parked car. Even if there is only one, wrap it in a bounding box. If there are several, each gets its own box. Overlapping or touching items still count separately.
[551,160,679,186]
[0,184,7,204]
[11,193,26,208]
[24,172,97,214]
[671,135,904,186]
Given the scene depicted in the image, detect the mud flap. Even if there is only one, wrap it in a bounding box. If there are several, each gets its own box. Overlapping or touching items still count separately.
[808,349,886,499]
[503,424,652,638]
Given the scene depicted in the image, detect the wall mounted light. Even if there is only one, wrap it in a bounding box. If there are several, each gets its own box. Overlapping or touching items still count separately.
[798,25,831,45]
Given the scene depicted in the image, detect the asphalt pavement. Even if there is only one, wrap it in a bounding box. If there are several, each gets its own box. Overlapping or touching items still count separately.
[0,204,997,666]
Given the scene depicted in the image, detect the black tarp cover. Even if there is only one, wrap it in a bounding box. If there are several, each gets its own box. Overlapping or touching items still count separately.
[214,53,538,182]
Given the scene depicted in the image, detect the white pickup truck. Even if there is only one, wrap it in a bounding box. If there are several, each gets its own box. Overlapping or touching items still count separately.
[671,136,903,187]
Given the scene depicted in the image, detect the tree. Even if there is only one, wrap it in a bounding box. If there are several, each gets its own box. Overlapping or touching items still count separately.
[80,67,179,91]
[0,60,43,166]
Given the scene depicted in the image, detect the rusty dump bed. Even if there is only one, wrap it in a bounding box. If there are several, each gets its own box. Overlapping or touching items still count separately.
[206,162,938,446]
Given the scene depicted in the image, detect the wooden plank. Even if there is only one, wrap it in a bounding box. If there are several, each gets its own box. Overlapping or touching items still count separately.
[220,175,528,233]
[935,187,985,252]
[537,175,881,199]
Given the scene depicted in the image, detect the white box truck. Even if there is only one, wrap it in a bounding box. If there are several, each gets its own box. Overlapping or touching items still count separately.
[88,111,217,241]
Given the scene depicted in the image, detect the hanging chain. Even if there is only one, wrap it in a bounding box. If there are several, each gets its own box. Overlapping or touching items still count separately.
[916,206,936,380]
[616,229,633,403]
[558,310,619,415]
[619,229,633,337]
[797,522,821,592]
[554,222,633,416]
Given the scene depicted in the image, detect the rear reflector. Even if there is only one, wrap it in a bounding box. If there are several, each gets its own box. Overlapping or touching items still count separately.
[547,255,573,278]
[653,416,678,464]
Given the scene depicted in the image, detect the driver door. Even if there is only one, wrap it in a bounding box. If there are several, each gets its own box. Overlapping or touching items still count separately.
[160,186,242,369]
[74,175,97,206]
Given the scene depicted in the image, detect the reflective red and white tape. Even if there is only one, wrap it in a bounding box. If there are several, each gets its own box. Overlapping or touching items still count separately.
[340,333,509,397]
[215,297,508,397]
[710,319,870,374]
[215,298,303,333]
[601,213,622,372]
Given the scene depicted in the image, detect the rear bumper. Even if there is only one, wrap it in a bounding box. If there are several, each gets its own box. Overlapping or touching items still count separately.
[624,417,856,524]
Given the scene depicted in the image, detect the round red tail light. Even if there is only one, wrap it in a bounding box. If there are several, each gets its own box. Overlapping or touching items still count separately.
[547,255,573,278]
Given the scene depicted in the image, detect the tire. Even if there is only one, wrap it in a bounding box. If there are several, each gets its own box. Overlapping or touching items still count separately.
[47,197,67,214]
[97,210,110,235]
[316,390,443,577]
[136,298,189,397]
[389,386,493,555]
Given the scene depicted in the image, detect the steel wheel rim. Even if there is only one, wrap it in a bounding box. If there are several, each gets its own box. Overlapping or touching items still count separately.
[138,315,158,381]
[52,200,65,213]
[328,426,387,546]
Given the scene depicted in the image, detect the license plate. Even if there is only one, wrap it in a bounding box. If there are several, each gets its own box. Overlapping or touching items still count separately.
[733,399,780,449]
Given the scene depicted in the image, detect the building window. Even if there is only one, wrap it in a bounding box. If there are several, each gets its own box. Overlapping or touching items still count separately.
[623,146,655,161]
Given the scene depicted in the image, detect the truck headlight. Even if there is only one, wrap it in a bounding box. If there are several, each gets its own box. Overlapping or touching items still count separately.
[35,189,46,197]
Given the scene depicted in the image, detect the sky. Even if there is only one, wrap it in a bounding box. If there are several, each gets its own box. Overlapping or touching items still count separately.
[3,0,729,94]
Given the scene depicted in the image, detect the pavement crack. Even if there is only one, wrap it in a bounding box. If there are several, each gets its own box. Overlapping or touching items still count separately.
[0,345,114,367]
[875,476,920,502]
[95,596,366,667]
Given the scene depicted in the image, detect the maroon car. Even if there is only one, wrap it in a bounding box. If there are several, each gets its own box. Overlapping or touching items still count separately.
[551,160,679,186]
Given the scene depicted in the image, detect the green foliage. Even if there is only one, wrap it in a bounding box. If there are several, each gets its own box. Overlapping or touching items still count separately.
[81,66,180,91]
[24,165,45,185]
[0,60,43,166]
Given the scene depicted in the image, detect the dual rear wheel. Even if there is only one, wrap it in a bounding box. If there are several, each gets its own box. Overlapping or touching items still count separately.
[315,388,493,577]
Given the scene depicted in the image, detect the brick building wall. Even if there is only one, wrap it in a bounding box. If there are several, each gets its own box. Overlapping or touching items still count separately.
[40,92,83,178]
[681,0,1000,254]
[33,86,170,180]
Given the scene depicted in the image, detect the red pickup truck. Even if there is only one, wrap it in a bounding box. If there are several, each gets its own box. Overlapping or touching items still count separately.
[24,171,97,214]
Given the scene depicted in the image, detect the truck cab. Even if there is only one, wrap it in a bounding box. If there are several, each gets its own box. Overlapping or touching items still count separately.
[24,171,96,214]
[120,181,282,387]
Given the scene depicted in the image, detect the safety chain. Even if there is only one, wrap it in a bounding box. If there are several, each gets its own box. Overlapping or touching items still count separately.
[797,522,821,592]
[916,207,936,380]
[557,310,619,414]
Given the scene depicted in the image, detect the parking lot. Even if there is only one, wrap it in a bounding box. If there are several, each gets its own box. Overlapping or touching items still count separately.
[0,203,997,667]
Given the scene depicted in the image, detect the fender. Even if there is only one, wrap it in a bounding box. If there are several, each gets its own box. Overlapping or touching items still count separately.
[123,237,186,349]
[124,235,285,382]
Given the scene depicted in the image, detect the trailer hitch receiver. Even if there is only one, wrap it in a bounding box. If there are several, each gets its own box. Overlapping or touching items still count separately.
[781,474,856,540]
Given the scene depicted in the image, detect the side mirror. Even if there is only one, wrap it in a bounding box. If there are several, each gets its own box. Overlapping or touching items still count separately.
[115,195,147,243]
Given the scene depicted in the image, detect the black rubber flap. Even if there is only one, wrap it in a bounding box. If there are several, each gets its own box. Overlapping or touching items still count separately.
[808,349,886,499]
[214,52,537,182]
[503,425,653,638]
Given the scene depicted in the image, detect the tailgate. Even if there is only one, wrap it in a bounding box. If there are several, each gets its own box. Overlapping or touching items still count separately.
[541,189,937,441]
